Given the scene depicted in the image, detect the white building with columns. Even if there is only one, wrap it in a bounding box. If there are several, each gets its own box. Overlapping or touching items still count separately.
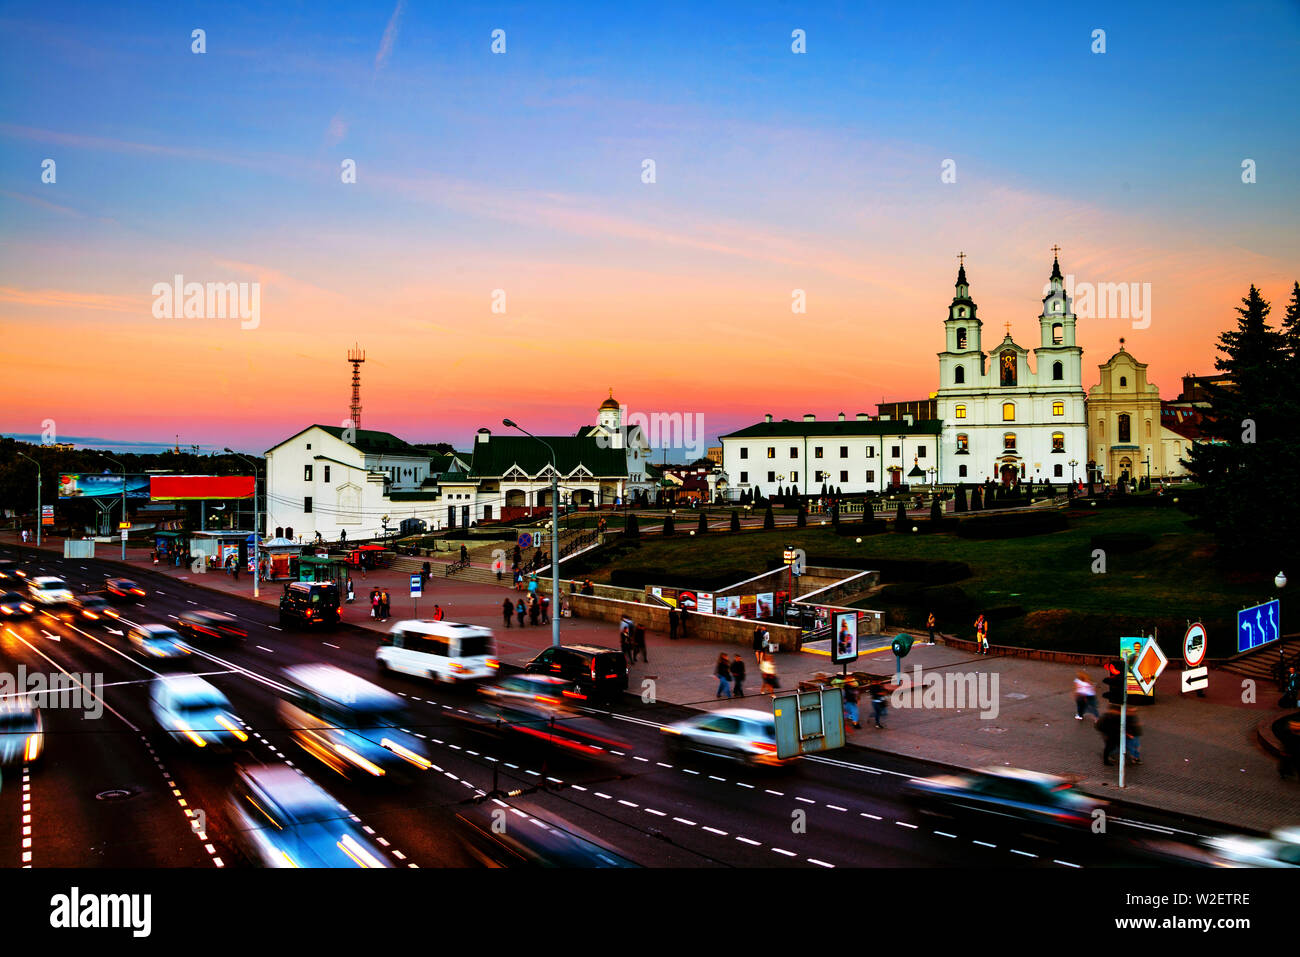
[934,253,1088,485]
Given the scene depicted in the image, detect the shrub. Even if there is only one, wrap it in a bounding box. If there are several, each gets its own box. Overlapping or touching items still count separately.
[763,506,775,530]
[893,501,908,532]
[662,514,675,536]
[955,511,1068,539]
[730,510,740,532]
[697,511,708,535]
[1088,532,1154,554]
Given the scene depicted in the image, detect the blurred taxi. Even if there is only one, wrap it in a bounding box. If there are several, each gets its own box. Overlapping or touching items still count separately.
[227,764,391,868]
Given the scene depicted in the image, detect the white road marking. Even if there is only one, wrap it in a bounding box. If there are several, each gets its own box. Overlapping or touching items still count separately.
[896,822,919,829]
[1010,849,1037,858]
[702,826,727,836]
[256,645,274,653]
[1054,859,1081,868]
[673,817,696,826]
[808,858,834,868]
[771,848,796,857]
[736,837,761,846]
[973,840,996,848]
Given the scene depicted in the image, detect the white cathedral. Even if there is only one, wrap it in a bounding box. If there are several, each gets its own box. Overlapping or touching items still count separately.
[935,252,1088,486]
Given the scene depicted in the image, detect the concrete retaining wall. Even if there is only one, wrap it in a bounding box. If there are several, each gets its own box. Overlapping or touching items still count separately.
[560,593,803,651]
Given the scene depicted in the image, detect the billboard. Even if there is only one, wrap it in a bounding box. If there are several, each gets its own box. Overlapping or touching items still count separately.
[832,611,859,665]
[58,473,150,500]
[150,475,254,501]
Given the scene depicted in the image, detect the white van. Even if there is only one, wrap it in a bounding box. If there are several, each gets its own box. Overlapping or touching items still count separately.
[377,620,498,684]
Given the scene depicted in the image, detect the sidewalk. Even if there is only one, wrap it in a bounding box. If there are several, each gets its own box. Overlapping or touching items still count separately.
[9,531,1295,834]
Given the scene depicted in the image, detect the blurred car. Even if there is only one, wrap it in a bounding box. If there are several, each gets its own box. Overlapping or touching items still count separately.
[279,581,340,628]
[127,624,192,659]
[0,559,26,579]
[227,763,391,868]
[105,578,147,602]
[456,800,639,867]
[660,708,784,767]
[150,675,249,750]
[0,590,35,619]
[174,609,247,643]
[27,576,72,606]
[524,644,628,702]
[71,593,118,622]
[1202,829,1300,868]
[378,619,497,683]
[0,698,43,766]
[468,674,628,757]
[278,663,432,779]
[903,767,1106,832]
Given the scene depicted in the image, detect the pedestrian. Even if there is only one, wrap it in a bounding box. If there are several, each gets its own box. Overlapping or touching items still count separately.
[514,569,523,590]
[503,597,514,628]
[752,624,765,664]
[870,683,887,728]
[843,683,862,729]
[668,608,679,640]
[232,560,239,582]
[1096,704,1122,765]
[346,577,355,604]
[620,618,633,662]
[433,603,444,621]
[460,544,469,564]
[729,654,746,697]
[529,594,540,627]
[371,588,380,619]
[540,595,550,625]
[715,653,733,698]
[381,589,390,620]
[151,550,158,565]
[761,627,773,655]
[21,530,27,544]
[528,576,538,598]
[516,599,526,628]
[759,653,778,694]
[633,624,648,663]
[1073,671,1098,719]
[926,612,936,644]
[679,605,689,637]
[1126,710,1142,765]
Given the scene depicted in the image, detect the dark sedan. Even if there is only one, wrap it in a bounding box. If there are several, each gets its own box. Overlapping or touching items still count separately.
[175,609,247,643]
[105,578,147,602]
[904,766,1106,833]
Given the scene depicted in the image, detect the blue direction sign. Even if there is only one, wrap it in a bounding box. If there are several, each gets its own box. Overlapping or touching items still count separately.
[410,574,422,599]
[1237,599,1280,653]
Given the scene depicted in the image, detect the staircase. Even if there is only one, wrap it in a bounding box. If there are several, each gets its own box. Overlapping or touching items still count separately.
[1219,636,1300,686]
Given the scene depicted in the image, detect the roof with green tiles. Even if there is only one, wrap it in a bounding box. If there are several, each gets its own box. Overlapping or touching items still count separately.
[466,435,628,478]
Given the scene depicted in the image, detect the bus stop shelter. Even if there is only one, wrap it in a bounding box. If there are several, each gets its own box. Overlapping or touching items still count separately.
[297,555,350,591]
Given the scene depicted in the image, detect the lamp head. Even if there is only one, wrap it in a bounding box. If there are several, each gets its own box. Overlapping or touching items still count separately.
[502,419,516,428]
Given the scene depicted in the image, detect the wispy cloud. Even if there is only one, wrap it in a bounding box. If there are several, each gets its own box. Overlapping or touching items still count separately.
[0,286,141,313]
[374,0,406,72]
[0,189,83,217]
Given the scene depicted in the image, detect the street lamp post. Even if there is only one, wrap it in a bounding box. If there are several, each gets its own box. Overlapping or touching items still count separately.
[1068,459,1078,484]
[15,450,40,548]
[99,453,127,560]
[224,449,261,599]
[505,419,560,648]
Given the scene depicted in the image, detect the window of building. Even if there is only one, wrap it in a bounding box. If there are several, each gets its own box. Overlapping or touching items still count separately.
[1118,413,1131,444]
[956,434,969,453]
[323,465,330,483]
[790,447,798,458]
[766,447,775,459]
[1098,418,1105,435]
[839,470,849,483]
[1052,361,1063,381]
[1003,402,1015,421]
[1145,420,1151,438]
[304,496,313,513]
[918,445,927,458]
[1004,433,1017,450]
[956,328,967,350]
[740,447,748,459]
[815,470,825,483]
[866,446,875,458]
[839,446,848,458]
[891,445,901,458]
[1053,464,1063,477]
[1052,432,1065,453]
[955,405,967,419]
[304,465,313,481]
[954,365,965,384]
[814,447,823,458]
[790,471,799,483]
[1119,376,1127,388]
[1052,323,1063,345]
[865,470,875,483]
[767,471,775,483]
[1053,401,1064,416]
[306,444,311,450]
[740,471,748,484]
[959,464,968,477]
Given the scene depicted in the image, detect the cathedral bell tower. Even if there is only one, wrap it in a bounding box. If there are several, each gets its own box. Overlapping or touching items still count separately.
[940,253,984,385]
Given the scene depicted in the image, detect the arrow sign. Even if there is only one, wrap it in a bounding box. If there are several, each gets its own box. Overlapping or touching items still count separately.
[1131,637,1169,695]
[1181,667,1208,693]
[107,628,124,636]
[42,630,60,642]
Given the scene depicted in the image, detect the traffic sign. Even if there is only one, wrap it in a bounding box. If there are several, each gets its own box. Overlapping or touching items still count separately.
[410,574,422,598]
[1130,637,1168,696]
[1181,667,1209,693]
[1183,622,1207,668]
[517,533,533,548]
[119,522,131,529]
[41,505,53,526]
[1236,599,1280,653]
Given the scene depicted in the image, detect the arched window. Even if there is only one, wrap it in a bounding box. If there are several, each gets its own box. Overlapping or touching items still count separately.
[275,526,284,538]
[1052,361,1064,381]
[955,404,967,419]
[1052,432,1065,453]
[1002,402,1015,421]
[1118,413,1131,444]
[1145,420,1151,438]
[954,365,965,384]
[1052,401,1064,416]
[1003,433,1017,450]
[1052,323,1063,345]
[956,327,967,350]
[957,307,968,318]
[959,464,968,477]
[1119,376,1127,388]
[956,434,969,453]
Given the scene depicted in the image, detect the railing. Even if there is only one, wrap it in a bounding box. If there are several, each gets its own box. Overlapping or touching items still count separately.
[445,558,471,577]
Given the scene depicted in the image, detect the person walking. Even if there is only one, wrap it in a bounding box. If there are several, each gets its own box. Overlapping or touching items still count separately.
[668,608,679,640]
[870,683,888,728]
[433,603,444,621]
[729,654,746,697]
[540,595,550,625]
[528,576,538,599]
[843,683,862,729]
[502,597,514,628]
[346,577,355,604]
[633,624,648,664]
[380,589,390,621]
[460,544,469,564]
[371,588,380,619]
[529,594,540,627]
[714,653,733,698]
[620,618,633,663]
[752,624,765,664]
[1126,710,1143,765]
[926,612,936,644]
[679,605,689,638]
[1073,671,1099,719]
[232,559,240,582]
[759,653,778,694]
[1096,704,1122,765]
[516,599,526,628]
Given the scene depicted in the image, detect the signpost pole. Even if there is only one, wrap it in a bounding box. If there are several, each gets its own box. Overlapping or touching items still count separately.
[1119,653,1130,788]
[17,451,40,548]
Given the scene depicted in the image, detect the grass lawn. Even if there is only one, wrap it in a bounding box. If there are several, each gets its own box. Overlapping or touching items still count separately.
[584,506,1271,655]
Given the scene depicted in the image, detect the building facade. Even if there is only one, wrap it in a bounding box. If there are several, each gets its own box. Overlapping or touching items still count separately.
[934,256,1088,485]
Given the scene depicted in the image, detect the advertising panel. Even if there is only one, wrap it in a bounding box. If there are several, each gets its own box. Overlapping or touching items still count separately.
[832,611,859,665]
[149,475,254,500]
[58,473,150,500]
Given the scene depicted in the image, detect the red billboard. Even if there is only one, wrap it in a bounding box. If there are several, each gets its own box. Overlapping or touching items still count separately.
[149,475,254,500]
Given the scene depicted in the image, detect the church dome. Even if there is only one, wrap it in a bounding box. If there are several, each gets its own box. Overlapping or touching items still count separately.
[599,389,619,412]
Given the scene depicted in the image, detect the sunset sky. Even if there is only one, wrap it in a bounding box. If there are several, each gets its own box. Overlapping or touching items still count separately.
[1,1,1297,456]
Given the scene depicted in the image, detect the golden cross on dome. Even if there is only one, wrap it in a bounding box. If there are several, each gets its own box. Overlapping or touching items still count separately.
[1051,244,1061,258]
[1004,321,1012,336]
[957,251,966,267]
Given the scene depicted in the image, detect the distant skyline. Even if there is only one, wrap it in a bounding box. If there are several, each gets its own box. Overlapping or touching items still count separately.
[2,1,1297,452]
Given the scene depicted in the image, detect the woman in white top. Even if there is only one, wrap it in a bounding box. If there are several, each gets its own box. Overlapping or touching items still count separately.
[1074,672,1098,719]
